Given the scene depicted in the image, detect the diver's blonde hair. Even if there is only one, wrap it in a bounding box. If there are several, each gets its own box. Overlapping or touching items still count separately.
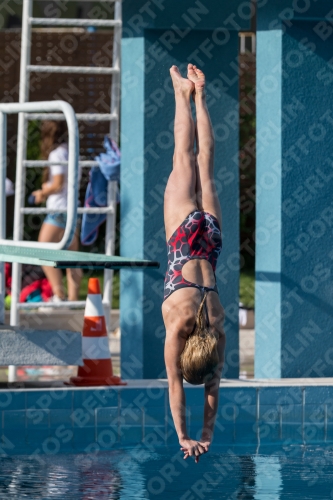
[180,292,219,385]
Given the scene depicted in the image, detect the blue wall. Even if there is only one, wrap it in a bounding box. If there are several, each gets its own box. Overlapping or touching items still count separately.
[121,0,250,378]
[256,2,333,377]
[255,28,283,378]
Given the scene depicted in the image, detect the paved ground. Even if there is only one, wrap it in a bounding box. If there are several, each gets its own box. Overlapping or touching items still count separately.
[239,328,254,378]
[0,309,255,383]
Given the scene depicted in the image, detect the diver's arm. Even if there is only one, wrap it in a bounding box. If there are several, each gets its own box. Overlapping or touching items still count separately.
[165,331,207,462]
[164,330,188,440]
[201,334,225,445]
[201,378,219,446]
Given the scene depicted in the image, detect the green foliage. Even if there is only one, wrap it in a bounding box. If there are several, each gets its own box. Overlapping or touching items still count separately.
[25,121,43,242]
[239,67,256,271]
[26,120,41,161]
[239,269,255,309]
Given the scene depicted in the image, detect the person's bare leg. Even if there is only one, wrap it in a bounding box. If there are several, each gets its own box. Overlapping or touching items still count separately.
[164,65,197,241]
[38,223,66,299]
[66,231,82,301]
[187,63,222,228]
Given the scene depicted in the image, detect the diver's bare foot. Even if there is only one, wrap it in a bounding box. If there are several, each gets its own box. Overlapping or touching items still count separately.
[187,63,205,98]
[170,65,194,97]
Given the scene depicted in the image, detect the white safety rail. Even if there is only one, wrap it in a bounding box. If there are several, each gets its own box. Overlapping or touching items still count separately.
[0,100,79,320]
[0,101,79,250]
[9,0,122,382]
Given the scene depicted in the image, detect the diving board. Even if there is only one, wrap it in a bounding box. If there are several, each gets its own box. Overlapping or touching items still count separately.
[0,245,160,269]
[0,246,159,366]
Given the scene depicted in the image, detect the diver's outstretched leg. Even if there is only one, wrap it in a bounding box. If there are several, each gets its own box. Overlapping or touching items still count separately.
[187,63,222,229]
[164,65,197,241]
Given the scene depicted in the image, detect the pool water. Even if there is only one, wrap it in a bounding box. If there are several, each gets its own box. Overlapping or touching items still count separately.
[1,444,333,499]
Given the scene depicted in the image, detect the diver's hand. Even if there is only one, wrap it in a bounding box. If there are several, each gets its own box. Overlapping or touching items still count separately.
[198,439,211,454]
[179,438,208,463]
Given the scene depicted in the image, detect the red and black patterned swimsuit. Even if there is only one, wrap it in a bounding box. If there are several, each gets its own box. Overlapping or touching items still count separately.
[164,210,222,301]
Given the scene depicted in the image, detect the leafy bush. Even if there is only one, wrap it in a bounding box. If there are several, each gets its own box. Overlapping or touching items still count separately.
[24,120,43,242]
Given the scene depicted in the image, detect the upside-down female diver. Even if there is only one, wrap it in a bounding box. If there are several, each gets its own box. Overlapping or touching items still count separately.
[162,64,226,463]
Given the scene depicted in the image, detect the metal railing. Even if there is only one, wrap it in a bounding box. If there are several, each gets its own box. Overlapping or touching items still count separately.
[0,101,79,250]
[0,100,79,323]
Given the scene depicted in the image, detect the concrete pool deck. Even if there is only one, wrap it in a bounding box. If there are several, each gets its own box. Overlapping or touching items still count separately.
[1,377,333,389]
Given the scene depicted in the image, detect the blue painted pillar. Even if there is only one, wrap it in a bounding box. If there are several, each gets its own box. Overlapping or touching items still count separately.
[255,1,333,378]
[120,1,250,378]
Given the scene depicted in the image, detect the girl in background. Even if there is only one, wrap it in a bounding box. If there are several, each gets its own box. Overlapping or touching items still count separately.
[32,121,82,303]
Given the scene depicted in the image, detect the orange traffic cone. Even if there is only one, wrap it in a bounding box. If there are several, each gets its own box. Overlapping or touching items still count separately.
[70,277,126,386]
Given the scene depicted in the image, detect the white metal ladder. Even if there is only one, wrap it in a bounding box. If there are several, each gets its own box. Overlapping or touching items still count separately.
[9,0,122,382]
